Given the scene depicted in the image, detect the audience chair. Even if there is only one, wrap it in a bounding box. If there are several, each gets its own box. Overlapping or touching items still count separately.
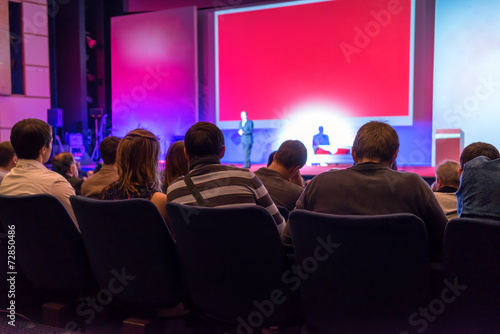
[70,196,185,312]
[0,194,95,295]
[0,194,96,328]
[277,205,290,221]
[289,210,431,334]
[442,217,500,333]
[166,202,299,332]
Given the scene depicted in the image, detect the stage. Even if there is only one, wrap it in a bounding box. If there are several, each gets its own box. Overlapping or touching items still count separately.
[81,162,436,186]
[228,163,437,184]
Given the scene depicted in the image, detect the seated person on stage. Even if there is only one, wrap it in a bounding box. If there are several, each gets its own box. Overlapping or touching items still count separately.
[163,141,189,190]
[81,136,121,198]
[255,140,307,211]
[0,141,17,184]
[0,118,78,226]
[432,160,460,220]
[312,126,331,154]
[281,121,448,262]
[167,122,285,232]
[52,152,85,195]
[100,129,169,225]
[456,142,500,220]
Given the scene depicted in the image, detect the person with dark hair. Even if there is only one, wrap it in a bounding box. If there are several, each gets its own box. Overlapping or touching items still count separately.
[456,142,500,219]
[281,121,447,262]
[458,141,499,173]
[0,141,17,184]
[167,121,284,232]
[100,129,168,224]
[267,150,277,167]
[81,136,121,198]
[433,160,460,220]
[163,141,188,190]
[255,140,307,211]
[238,111,254,168]
[52,152,84,195]
[0,118,78,226]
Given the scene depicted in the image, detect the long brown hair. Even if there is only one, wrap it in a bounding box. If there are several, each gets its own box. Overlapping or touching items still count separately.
[164,141,188,189]
[116,129,161,194]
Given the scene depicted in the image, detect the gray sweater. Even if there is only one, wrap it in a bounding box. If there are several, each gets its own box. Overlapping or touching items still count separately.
[282,162,448,262]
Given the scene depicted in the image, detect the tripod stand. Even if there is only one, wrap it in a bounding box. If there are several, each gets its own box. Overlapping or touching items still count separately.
[91,113,107,162]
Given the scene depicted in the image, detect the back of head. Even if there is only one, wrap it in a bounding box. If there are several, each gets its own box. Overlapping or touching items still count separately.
[11,118,52,160]
[435,160,460,188]
[274,140,307,169]
[459,142,500,169]
[164,141,188,188]
[52,152,75,176]
[267,150,277,167]
[0,141,16,168]
[99,136,121,165]
[117,129,161,193]
[184,122,225,161]
[352,121,399,164]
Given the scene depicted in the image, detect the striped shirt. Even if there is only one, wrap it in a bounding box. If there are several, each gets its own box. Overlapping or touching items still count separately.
[167,162,284,232]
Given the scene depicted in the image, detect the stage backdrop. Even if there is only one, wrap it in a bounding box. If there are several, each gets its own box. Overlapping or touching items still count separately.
[433,0,500,153]
[202,0,435,166]
[111,7,198,156]
[216,0,414,129]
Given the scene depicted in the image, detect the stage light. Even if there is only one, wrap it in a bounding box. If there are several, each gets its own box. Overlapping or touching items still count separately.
[86,35,97,49]
[276,102,356,165]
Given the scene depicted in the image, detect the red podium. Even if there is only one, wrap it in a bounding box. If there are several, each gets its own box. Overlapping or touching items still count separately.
[435,129,464,164]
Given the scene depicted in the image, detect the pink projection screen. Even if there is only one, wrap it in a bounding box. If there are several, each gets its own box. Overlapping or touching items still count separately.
[215,0,415,128]
[111,7,197,154]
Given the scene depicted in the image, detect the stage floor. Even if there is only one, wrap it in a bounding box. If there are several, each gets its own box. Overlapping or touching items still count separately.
[229,163,436,179]
[82,163,436,183]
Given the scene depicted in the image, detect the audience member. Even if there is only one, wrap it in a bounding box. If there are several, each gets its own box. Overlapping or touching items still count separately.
[281,121,447,261]
[163,141,188,190]
[81,136,120,198]
[458,141,499,176]
[255,140,306,211]
[167,122,285,232]
[267,150,277,167]
[0,141,17,184]
[456,142,500,219]
[100,129,168,224]
[433,160,460,220]
[0,118,77,225]
[52,152,84,195]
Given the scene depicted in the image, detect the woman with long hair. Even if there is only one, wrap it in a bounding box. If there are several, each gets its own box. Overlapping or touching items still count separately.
[100,129,168,223]
[163,141,188,190]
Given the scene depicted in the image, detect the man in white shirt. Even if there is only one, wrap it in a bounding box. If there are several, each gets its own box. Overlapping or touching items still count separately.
[0,141,17,184]
[0,118,78,227]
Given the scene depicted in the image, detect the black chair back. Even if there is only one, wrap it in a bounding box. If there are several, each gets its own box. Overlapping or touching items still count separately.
[70,196,184,309]
[277,205,290,221]
[443,217,500,333]
[0,194,94,293]
[289,210,431,334]
[166,202,297,328]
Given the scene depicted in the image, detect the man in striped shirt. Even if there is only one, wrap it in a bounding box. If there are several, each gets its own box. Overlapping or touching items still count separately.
[166,122,284,232]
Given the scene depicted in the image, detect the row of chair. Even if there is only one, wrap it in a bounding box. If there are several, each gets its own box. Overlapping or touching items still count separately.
[0,194,499,333]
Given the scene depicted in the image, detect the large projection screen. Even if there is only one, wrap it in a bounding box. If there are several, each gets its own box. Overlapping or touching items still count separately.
[215,0,415,129]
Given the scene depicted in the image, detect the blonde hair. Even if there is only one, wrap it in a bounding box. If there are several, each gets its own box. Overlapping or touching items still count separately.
[435,160,460,188]
[116,129,161,194]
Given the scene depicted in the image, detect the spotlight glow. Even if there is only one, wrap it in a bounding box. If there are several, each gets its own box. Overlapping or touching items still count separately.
[277,103,356,165]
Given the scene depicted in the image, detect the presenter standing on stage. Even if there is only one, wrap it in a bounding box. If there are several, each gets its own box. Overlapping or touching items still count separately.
[238,111,254,168]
